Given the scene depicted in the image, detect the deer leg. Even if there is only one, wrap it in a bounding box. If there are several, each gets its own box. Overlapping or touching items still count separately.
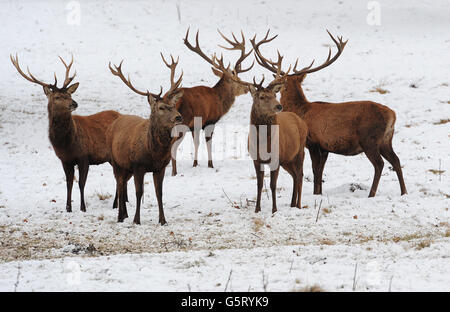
[205,125,215,168]
[171,133,185,176]
[153,168,167,225]
[132,170,145,225]
[380,144,407,195]
[192,129,200,167]
[309,146,321,195]
[78,160,89,212]
[253,161,264,213]
[270,167,280,213]
[363,146,384,197]
[297,151,305,208]
[113,188,118,209]
[317,149,329,194]
[123,173,132,219]
[113,167,128,222]
[62,163,74,212]
[284,164,298,207]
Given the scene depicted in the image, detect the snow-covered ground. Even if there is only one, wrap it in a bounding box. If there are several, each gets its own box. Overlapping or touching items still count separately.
[0,0,448,291]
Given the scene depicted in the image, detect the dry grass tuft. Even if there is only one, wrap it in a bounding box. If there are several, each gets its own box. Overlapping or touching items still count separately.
[416,240,431,250]
[370,86,389,94]
[293,284,325,292]
[319,238,335,245]
[96,191,112,201]
[428,169,445,175]
[253,218,265,232]
[433,118,450,125]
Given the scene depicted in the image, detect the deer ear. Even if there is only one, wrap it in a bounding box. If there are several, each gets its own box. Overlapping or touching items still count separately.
[271,83,283,94]
[43,86,52,96]
[168,89,184,106]
[296,74,307,84]
[211,67,223,78]
[248,85,256,95]
[66,82,79,94]
[147,95,157,110]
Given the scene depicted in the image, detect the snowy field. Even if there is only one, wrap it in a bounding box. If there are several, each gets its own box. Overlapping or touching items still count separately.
[0,0,449,291]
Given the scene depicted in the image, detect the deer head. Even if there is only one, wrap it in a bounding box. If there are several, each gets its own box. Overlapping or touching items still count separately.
[10,54,80,115]
[109,54,183,128]
[211,49,289,118]
[184,28,254,97]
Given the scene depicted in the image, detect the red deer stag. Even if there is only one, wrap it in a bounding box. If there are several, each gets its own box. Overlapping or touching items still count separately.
[212,53,308,212]
[10,54,120,212]
[169,29,254,175]
[251,30,407,197]
[107,54,183,225]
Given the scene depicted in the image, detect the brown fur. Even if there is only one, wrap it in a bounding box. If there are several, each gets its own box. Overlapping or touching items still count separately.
[46,90,121,212]
[10,55,121,212]
[280,75,407,197]
[107,97,183,225]
[169,71,248,175]
[248,87,308,213]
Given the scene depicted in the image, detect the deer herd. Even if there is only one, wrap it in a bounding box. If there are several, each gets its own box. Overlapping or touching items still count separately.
[10,29,407,225]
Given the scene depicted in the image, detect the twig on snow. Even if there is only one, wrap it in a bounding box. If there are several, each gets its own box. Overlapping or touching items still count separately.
[262,270,269,292]
[14,263,21,292]
[224,269,233,292]
[222,188,237,208]
[352,262,358,291]
[315,199,323,222]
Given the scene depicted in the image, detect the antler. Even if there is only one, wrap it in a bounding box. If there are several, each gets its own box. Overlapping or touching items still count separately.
[58,55,77,89]
[10,53,55,89]
[11,54,79,91]
[217,29,254,74]
[160,53,183,94]
[184,28,216,66]
[292,30,348,76]
[212,54,252,87]
[250,30,284,75]
[109,60,163,99]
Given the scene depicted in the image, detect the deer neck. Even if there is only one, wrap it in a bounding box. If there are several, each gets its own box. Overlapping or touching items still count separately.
[280,81,310,118]
[147,118,174,156]
[48,108,75,148]
[213,77,237,116]
[250,106,277,128]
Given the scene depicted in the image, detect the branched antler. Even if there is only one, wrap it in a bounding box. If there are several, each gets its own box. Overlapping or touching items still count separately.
[292,30,347,75]
[184,28,216,66]
[217,29,254,73]
[160,53,183,95]
[10,54,78,91]
[58,55,77,89]
[109,60,162,99]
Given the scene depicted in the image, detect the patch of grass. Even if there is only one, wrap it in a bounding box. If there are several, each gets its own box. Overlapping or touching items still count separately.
[416,240,431,250]
[322,207,332,214]
[433,118,450,125]
[253,218,265,232]
[319,238,335,245]
[293,285,325,292]
[445,229,450,238]
[428,169,445,175]
[369,83,389,94]
[95,191,112,201]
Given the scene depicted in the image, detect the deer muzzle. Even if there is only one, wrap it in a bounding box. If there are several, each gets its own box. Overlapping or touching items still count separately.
[70,100,78,112]
[174,115,183,125]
